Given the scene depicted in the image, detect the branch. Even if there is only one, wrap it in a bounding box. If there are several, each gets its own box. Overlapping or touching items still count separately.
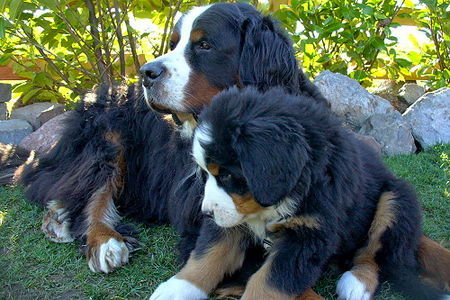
[113,0,126,78]
[53,5,98,73]
[85,0,110,84]
[98,0,114,79]
[157,3,173,57]
[365,0,405,73]
[163,0,182,54]
[13,30,97,78]
[125,15,141,74]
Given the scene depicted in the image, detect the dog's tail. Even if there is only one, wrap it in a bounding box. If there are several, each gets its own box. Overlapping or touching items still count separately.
[0,143,33,185]
[417,235,450,293]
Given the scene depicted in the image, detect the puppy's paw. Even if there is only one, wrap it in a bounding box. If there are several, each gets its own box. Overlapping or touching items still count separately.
[41,201,74,243]
[87,237,129,273]
[337,271,372,300]
[150,276,207,300]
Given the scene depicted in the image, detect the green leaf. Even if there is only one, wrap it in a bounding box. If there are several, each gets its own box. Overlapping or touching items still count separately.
[9,0,23,19]
[395,58,413,68]
[350,70,368,81]
[38,0,57,10]
[374,12,387,20]
[0,53,12,65]
[316,54,331,63]
[22,88,40,104]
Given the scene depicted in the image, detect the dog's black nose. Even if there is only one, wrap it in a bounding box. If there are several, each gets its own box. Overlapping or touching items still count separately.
[140,62,165,87]
[203,210,214,218]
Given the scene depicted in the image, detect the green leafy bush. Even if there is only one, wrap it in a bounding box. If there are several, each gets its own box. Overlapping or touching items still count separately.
[0,0,218,105]
[274,0,449,88]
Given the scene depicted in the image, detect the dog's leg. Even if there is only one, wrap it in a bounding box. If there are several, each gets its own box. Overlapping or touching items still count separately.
[336,192,396,300]
[84,177,128,273]
[150,223,247,300]
[41,200,75,243]
[417,235,450,293]
[242,215,333,300]
[84,131,129,274]
[338,190,446,300]
[241,256,323,300]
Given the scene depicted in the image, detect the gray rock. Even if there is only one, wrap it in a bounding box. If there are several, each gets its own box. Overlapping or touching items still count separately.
[398,83,426,105]
[0,103,7,120]
[19,111,72,153]
[352,132,382,154]
[11,102,65,129]
[373,80,409,113]
[403,87,450,149]
[314,71,395,130]
[38,104,65,125]
[359,111,416,155]
[0,119,33,145]
[0,83,12,103]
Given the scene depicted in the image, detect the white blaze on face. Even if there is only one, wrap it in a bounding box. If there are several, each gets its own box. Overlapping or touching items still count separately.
[193,124,245,228]
[142,5,211,111]
[202,174,244,227]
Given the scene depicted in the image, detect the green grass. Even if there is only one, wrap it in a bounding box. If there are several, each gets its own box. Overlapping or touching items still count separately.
[0,145,449,299]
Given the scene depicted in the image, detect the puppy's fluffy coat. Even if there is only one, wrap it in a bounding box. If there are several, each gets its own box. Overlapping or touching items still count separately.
[151,87,445,300]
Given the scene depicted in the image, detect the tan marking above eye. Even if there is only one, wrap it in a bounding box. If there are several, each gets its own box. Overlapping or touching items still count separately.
[207,163,220,176]
[170,32,180,44]
[190,29,205,43]
[230,193,263,214]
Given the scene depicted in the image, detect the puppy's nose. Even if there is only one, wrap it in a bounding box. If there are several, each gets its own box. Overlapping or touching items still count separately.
[203,210,214,218]
[140,62,165,87]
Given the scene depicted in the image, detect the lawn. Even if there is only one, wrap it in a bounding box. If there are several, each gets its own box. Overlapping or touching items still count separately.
[0,144,449,299]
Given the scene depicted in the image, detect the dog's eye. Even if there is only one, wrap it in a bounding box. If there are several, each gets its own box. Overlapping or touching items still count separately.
[169,40,176,51]
[218,174,232,182]
[198,41,211,50]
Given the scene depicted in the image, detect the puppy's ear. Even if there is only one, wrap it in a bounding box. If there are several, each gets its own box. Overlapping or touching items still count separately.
[239,16,299,93]
[232,119,309,207]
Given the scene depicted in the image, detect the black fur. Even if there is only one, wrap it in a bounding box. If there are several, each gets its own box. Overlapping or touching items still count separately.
[15,3,327,267]
[195,86,443,299]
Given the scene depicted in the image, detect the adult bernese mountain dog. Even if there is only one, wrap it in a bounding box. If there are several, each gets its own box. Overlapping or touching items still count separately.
[150,87,447,300]
[2,2,448,298]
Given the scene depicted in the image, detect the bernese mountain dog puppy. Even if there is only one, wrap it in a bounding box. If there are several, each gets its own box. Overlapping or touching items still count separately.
[150,87,447,300]
[4,2,449,297]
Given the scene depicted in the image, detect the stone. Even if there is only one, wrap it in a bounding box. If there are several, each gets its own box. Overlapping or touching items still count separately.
[0,103,7,120]
[359,111,416,155]
[372,79,408,112]
[398,83,426,105]
[314,71,395,130]
[19,111,72,153]
[0,119,33,145]
[38,104,66,125]
[0,83,12,103]
[11,102,65,129]
[403,87,450,149]
[352,132,382,154]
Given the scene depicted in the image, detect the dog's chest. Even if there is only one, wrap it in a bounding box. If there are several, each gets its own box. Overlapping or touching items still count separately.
[246,214,288,250]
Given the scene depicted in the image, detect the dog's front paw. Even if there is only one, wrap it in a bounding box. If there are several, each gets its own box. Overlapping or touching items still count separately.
[150,276,207,300]
[336,271,372,300]
[87,237,129,273]
[41,201,74,243]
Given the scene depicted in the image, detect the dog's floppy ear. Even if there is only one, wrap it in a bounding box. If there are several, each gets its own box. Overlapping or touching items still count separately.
[239,16,299,93]
[231,118,310,207]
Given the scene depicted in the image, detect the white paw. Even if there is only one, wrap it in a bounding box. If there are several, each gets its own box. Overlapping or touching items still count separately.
[150,276,207,300]
[88,238,129,273]
[41,204,75,243]
[337,271,372,300]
